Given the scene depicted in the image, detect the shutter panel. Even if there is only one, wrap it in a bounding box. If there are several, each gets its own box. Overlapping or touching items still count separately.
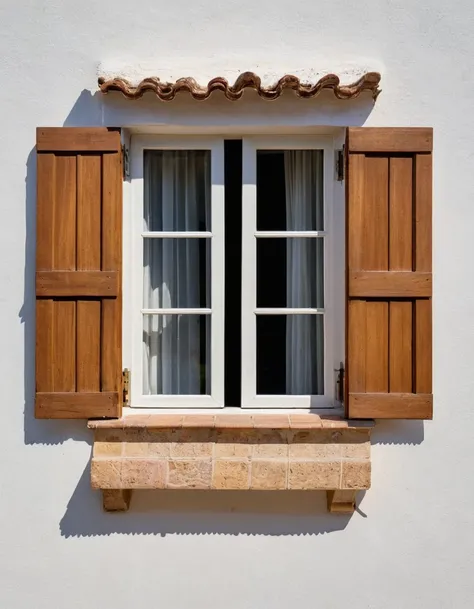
[346,127,433,419]
[35,127,122,419]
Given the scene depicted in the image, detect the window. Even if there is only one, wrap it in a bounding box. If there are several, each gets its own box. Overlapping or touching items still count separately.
[128,135,343,409]
[35,126,433,422]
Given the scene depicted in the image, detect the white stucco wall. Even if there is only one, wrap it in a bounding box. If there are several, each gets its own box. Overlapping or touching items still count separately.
[1,1,473,607]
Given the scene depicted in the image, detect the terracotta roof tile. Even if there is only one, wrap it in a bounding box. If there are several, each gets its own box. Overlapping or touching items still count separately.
[98,71,381,102]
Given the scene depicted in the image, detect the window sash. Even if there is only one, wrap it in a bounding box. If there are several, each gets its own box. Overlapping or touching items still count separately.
[129,136,225,407]
[241,136,337,408]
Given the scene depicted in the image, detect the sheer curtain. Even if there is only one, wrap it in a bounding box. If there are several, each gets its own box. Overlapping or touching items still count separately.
[284,150,324,395]
[143,151,210,395]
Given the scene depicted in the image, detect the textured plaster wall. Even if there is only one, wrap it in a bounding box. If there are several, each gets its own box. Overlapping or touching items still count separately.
[0,1,473,608]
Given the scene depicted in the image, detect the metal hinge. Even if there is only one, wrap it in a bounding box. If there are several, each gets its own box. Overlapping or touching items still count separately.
[335,362,345,404]
[123,368,130,406]
[336,147,345,181]
[121,144,130,180]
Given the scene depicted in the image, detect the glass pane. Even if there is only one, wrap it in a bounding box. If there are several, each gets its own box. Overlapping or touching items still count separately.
[143,315,210,395]
[257,238,324,308]
[143,238,210,308]
[257,150,324,231]
[257,315,324,395]
[144,150,211,231]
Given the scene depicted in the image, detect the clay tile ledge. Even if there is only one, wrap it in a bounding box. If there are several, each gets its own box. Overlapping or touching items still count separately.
[89,414,373,513]
[97,71,381,102]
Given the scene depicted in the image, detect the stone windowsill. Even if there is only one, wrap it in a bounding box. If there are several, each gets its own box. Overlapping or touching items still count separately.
[89,414,374,513]
[88,413,374,430]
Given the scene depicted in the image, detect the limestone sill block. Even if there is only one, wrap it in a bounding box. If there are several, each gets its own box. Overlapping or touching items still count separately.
[90,423,372,512]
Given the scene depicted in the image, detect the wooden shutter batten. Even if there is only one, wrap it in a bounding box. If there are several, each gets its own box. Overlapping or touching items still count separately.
[35,127,123,419]
[36,127,122,152]
[36,392,119,419]
[345,127,433,420]
[346,127,433,153]
[36,270,119,297]
[349,271,432,298]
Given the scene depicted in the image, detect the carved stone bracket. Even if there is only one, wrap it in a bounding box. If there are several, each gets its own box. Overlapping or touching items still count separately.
[102,489,131,511]
[327,489,358,513]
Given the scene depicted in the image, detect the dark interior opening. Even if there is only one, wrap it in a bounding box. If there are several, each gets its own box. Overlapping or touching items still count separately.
[256,151,287,395]
[224,140,242,406]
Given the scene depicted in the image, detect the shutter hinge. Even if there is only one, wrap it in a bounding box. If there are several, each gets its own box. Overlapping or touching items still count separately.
[336,147,345,181]
[122,144,130,180]
[335,362,345,404]
[123,368,130,406]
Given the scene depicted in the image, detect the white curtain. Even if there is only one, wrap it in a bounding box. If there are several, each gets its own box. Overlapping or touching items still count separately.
[143,151,210,395]
[284,150,324,395]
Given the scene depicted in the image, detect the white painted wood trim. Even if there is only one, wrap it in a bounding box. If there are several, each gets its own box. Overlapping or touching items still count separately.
[242,395,337,409]
[322,135,336,405]
[241,138,258,408]
[141,231,213,239]
[141,308,212,315]
[210,141,226,407]
[255,231,327,238]
[254,308,325,315]
[132,395,224,408]
[132,135,225,153]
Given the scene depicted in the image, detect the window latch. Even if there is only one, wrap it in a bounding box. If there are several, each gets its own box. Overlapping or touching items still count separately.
[334,362,345,404]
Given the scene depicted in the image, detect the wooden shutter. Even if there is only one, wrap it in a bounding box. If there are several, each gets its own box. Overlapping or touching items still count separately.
[35,127,122,419]
[346,127,433,419]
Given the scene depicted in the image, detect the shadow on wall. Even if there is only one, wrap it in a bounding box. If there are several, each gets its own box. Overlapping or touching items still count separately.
[59,462,361,538]
[64,87,381,129]
[21,147,92,447]
[21,87,423,531]
[371,420,424,445]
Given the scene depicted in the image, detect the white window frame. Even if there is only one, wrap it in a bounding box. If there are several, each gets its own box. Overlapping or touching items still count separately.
[129,135,225,408]
[241,135,338,408]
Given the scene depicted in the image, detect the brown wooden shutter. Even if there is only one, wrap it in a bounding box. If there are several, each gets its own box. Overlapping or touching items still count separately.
[346,127,433,419]
[35,128,122,419]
